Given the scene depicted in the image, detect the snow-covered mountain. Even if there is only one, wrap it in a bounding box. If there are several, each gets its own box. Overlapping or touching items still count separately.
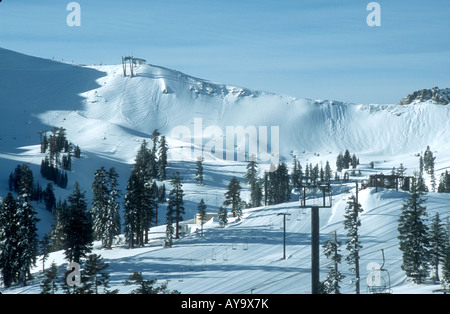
[0,47,449,294]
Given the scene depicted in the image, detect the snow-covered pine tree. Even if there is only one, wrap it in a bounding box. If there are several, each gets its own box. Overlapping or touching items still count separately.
[224,176,242,219]
[197,199,207,236]
[245,155,258,186]
[106,167,121,248]
[320,231,345,294]
[245,156,263,207]
[90,167,121,249]
[158,135,168,181]
[428,212,447,282]
[39,234,51,272]
[0,193,20,288]
[442,217,450,282]
[218,206,228,228]
[64,182,93,264]
[16,166,40,286]
[43,182,56,212]
[82,253,118,294]
[343,194,363,294]
[195,157,204,186]
[324,161,332,183]
[164,202,174,248]
[124,141,158,248]
[40,262,59,294]
[123,272,179,294]
[50,199,69,251]
[398,178,430,284]
[91,167,109,246]
[168,172,185,239]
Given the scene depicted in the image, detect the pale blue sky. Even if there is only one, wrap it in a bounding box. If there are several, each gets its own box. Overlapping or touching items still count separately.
[1,0,449,104]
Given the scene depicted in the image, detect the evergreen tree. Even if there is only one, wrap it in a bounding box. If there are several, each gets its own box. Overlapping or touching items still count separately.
[224,176,242,219]
[320,231,345,294]
[438,171,450,193]
[245,156,262,207]
[164,201,174,248]
[336,153,344,172]
[343,150,351,170]
[324,161,332,183]
[429,212,447,282]
[39,234,51,272]
[150,130,160,177]
[158,135,168,181]
[123,272,180,294]
[250,180,263,208]
[398,179,430,283]
[195,157,204,186]
[245,155,258,186]
[343,194,363,294]
[40,262,60,294]
[124,141,157,248]
[218,206,228,228]
[50,199,69,251]
[442,218,450,282]
[43,183,56,212]
[291,156,301,189]
[64,182,93,264]
[197,199,207,237]
[91,167,121,249]
[168,172,185,239]
[0,193,19,288]
[16,177,40,286]
[82,253,118,294]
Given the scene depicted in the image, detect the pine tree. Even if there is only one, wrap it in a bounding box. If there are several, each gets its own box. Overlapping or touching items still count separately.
[324,161,332,183]
[343,150,351,170]
[429,212,447,282]
[164,201,174,248]
[218,206,228,228]
[320,231,345,294]
[40,262,60,294]
[224,176,242,219]
[398,179,430,283]
[82,253,118,294]
[336,153,344,172]
[250,180,263,208]
[442,217,450,282]
[64,182,93,264]
[245,155,258,186]
[124,141,157,248]
[195,157,204,186]
[168,172,185,239]
[50,199,69,251]
[123,272,179,294]
[91,167,121,249]
[343,194,363,294]
[0,193,19,288]
[197,199,207,237]
[43,183,56,212]
[158,135,168,181]
[39,234,51,272]
[16,173,40,286]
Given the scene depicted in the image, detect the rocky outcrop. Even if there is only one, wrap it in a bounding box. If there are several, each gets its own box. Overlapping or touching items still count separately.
[399,87,450,105]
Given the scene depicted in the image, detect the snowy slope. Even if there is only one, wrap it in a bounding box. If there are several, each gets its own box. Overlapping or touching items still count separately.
[1,47,450,294]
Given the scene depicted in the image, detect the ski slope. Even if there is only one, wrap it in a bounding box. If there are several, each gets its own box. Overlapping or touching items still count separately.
[0,47,449,294]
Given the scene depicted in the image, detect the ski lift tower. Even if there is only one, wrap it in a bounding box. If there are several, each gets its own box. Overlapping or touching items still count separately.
[299,180,332,294]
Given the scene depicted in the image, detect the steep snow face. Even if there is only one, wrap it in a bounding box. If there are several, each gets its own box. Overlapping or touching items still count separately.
[2,47,450,169]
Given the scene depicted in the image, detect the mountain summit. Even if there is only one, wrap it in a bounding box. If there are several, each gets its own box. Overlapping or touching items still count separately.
[399,87,450,105]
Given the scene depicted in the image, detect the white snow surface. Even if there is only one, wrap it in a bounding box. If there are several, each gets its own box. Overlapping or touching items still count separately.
[0,47,449,294]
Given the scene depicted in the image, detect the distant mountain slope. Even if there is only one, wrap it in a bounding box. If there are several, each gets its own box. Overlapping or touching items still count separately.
[2,47,450,168]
